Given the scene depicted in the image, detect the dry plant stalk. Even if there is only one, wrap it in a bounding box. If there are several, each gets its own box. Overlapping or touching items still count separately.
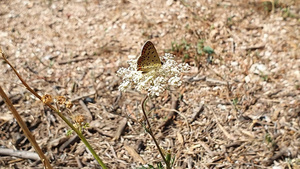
[0,48,107,169]
[0,49,53,169]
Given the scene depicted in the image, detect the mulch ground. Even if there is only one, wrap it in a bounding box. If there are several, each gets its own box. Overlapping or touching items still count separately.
[0,0,299,168]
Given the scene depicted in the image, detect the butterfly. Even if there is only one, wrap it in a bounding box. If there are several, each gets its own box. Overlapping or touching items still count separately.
[137,41,162,73]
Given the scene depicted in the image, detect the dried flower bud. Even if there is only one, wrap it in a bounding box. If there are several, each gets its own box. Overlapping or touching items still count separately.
[74,115,85,125]
[65,101,73,109]
[55,96,66,105]
[41,94,53,104]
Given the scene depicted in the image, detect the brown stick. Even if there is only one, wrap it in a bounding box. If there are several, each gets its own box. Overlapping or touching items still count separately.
[189,103,204,123]
[124,145,146,164]
[0,87,53,169]
[79,100,93,121]
[263,148,290,166]
[159,95,179,130]
[113,118,127,140]
[59,135,80,152]
[0,148,40,161]
[58,57,93,65]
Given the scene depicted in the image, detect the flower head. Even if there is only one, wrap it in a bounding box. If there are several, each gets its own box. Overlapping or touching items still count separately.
[117,53,190,96]
[55,96,66,105]
[41,94,53,104]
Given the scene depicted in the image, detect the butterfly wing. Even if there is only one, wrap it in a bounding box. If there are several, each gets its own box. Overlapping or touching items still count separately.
[137,41,162,73]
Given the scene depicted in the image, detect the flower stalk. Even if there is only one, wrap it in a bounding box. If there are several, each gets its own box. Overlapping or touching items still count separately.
[118,51,190,168]
[141,96,171,169]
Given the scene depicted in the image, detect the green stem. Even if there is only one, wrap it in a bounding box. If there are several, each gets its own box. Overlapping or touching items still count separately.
[53,107,107,169]
[141,96,171,169]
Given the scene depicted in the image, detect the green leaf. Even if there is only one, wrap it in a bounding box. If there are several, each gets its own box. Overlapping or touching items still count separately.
[232,98,238,106]
[203,46,214,54]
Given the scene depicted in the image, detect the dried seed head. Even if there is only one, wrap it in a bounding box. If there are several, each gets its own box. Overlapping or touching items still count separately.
[41,94,53,104]
[74,115,85,125]
[55,96,66,105]
[65,101,73,109]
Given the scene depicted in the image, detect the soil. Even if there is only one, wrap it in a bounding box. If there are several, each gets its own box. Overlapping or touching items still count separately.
[0,0,299,168]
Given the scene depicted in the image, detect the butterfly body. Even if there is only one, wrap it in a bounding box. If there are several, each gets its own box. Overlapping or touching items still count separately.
[137,41,162,73]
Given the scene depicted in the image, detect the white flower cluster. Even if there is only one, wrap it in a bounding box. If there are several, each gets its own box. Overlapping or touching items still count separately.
[117,53,190,96]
